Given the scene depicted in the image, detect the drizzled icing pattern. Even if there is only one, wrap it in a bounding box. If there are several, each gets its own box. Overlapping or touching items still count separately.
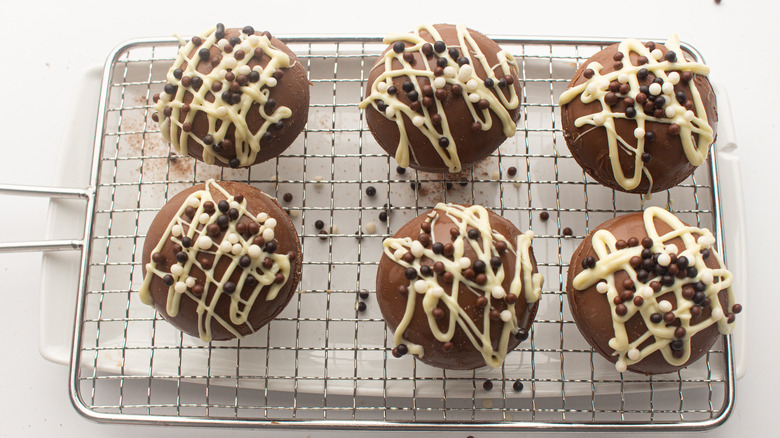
[153,24,294,168]
[383,203,543,367]
[359,24,520,173]
[558,35,714,193]
[572,207,738,372]
[139,179,292,342]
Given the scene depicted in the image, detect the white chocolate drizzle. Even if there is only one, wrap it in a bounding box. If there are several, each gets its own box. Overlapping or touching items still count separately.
[359,24,520,173]
[383,203,543,367]
[572,207,737,372]
[154,25,294,167]
[558,35,714,192]
[139,179,292,342]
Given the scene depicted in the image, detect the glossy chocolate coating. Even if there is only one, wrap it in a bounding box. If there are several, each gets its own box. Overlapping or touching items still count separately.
[376,207,539,369]
[141,181,302,340]
[567,212,729,374]
[365,24,521,173]
[561,43,718,193]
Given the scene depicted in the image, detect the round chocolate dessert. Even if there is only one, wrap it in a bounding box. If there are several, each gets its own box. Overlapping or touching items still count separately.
[559,35,717,194]
[139,179,302,341]
[360,24,521,174]
[153,24,309,168]
[376,204,543,369]
[567,207,740,375]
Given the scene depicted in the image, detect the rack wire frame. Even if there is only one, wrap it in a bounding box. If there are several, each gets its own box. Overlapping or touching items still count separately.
[67,35,735,431]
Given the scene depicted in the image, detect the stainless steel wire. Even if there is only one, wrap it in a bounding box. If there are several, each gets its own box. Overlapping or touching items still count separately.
[67,35,734,431]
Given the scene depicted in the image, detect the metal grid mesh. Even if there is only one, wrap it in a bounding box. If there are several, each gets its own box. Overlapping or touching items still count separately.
[72,36,731,430]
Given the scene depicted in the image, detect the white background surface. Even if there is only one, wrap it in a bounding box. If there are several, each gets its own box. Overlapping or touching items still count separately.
[1,1,778,436]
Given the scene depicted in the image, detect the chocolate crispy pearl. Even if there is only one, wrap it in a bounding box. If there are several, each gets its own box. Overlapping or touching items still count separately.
[560,42,717,193]
[376,207,540,370]
[364,24,521,173]
[159,27,309,168]
[566,212,730,375]
[141,181,302,340]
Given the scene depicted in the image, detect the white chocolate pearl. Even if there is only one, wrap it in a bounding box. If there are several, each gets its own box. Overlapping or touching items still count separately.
[248,35,260,46]
[231,243,243,255]
[219,241,232,253]
[257,213,268,223]
[668,72,680,85]
[433,77,446,88]
[628,348,641,361]
[262,228,274,242]
[365,222,377,234]
[224,57,237,69]
[216,107,228,117]
[641,286,654,299]
[492,286,506,299]
[649,83,662,96]
[684,110,695,121]
[248,244,262,259]
[666,244,678,254]
[459,257,471,270]
[658,300,673,313]
[701,270,714,285]
[593,113,604,125]
[711,307,724,321]
[227,233,240,244]
[170,264,183,277]
[331,224,339,234]
[412,116,425,127]
[598,79,609,90]
[443,66,456,78]
[414,279,427,293]
[500,310,512,322]
[238,65,251,75]
[657,253,671,267]
[218,70,227,80]
[266,77,278,87]
[217,39,228,50]
[618,73,629,84]
[199,213,210,224]
[187,197,200,208]
[430,286,444,298]
[616,360,627,373]
[608,337,619,350]
[596,282,608,293]
[468,93,480,103]
[171,225,183,237]
[376,82,388,93]
[252,65,263,72]
[651,49,663,60]
[185,277,196,288]
[265,218,277,228]
[393,248,405,260]
[197,236,212,249]
[524,230,534,239]
[230,201,240,210]
[411,241,425,258]
[385,106,395,118]
[662,82,674,95]
[457,64,473,82]
[174,282,187,293]
[466,79,479,91]
[698,235,715,248]
[665,106,676,118]
[634,127,645,138]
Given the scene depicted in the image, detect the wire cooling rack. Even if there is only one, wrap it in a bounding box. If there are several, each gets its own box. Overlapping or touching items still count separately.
[67,35,735,431]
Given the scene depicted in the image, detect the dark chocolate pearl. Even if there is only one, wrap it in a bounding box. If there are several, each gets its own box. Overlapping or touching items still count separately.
[629,256,642,268]
[490,256,502,270]
[397,344,409,355]
[654,96,666,109]
[379,211,388,222]
[513,380,524,392]
[676,91,687,104]
[604,92,618,106]
[670,339,684,351]
[483,380,493,391]
[248,71,260,83]
[641,248,653,259]
[162,274,174,286]
[443,243,455,256]
[402,81,414,93]
[691,306,702,317]
[644,132,656,144]
[228,208,239,220]
[641,237,653,248]
[687,266,699,278]
[674,327,687,339]
[437,57,448,68]
[653,77,664,85]
[223,281,236,294]
[264,241,277,253]
[540,211,550,221]
[473,260,486,274]
[637,68,649,80]
[404,267,417,280]
[314,219,325,230]
[641,153,652,163]
[434,40,446,53]
[216,215,230,229]
[164,83,177,95]
[615,304,628,316]
[198,48,210,61]
[649,281,662,292]
[356,301,367,312]
[515,328,529,341]
[583,69,595,79]
[475,296,488,308]
[582,256,596,269]
[392,41,405,53]
[639,85,650,96]
[694,281,706,292]
[421,43,433,57]
[407,90,419,101]
[693,291,706,305]
[682,71,693,82]
[176,251,188,264]
[664,51,677,62]
[732,304,743,314]
[682,286,696,300]
[633,296,644,306]
[625,107,636,118]
[563,227,573,236]
[419,265,432,277]
[650,313,662,324]
[432,242,444,255]
[701,249,711,260]
[180,236,192,248]
[637,270,649,282]
[662,274,675,286]
[484,78,494,88]
[457,57,470,66]
[468,229,480,240]
[376,101,388,112]
[439,137,449,148]
[616,240,628,250]
[489,309,500,321]
[228,158,240,168]
[448,48,459,59]
[433,261,445,275]
[216,200,228,212]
